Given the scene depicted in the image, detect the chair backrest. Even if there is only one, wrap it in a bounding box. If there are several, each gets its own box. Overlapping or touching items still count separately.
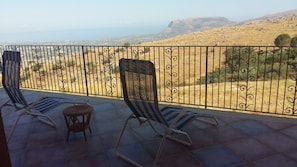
[2,51,28,107]
[119,58,168,126]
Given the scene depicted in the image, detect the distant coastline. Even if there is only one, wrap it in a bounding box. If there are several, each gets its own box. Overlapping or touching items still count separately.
[0,25,164,44]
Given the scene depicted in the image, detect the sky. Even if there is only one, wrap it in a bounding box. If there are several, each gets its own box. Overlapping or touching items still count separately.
[0,0,297,43]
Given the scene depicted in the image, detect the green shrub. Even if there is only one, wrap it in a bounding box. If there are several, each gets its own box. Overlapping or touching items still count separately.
[290,36,297,46]
[274,33,291,47]
[123,42,130,48]
[144,47,150,53]
[52,63,62,70]
[32,63,43,72]
[67,60,75,67]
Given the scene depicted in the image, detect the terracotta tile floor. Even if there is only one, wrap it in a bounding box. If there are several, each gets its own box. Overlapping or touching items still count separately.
[1,89,297,167]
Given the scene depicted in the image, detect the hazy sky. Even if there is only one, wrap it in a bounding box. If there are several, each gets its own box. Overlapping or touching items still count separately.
[1,0,296,42]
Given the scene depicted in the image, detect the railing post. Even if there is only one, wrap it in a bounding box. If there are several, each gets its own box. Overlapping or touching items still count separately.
[205,46,208,109]
[82,46,89,96]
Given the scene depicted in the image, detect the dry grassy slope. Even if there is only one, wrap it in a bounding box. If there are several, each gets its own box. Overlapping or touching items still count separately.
[143,15,297,46]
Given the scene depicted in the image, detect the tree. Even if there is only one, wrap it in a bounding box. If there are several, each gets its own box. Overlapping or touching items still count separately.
[290,36,297,47]
[123,42,130,48]
[224,47,256,72]
[274,33,291,47]
[86,62,95,74]
[32,63,43,72]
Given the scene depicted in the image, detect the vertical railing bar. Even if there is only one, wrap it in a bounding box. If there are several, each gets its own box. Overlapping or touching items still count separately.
[74,46,80,94]
[229,46,234,109]
[223,47,228,108]
[211,46,214,107]
[163,46,166,102]
[77,46,82,94]
[214,47,221,106]
[177,46,186,104]
[66,46,72,93]
[39,45,45,90]
[235,47,240,110]
[90,46,95,95]
[205,46,208,109]
[199,46,203,106]
[62,45,68,93]
[82,46,89,96]
[267,46,275,113]
[113,46,118,97]
[151,46,156,100]
[254,46,260,112]
[74,46,79,94]
[216,47,220,107]
[30,45,37,89]
[46,45,53,91]
[62,45,66,92]
[261,47,269,112]
[180,46,182,103]
[103,46,108,96]
[221,47,227,108]
[283,46,289,115]
[46,45,52,90]
[98,45,103,96]
[170,46,173,103]
[43,45,48,90]
[275,46,283,114]
[188,46,191,104]
[109,46,114,96]
[23,45,29,88]
[193,46,197,105]
[246,47,251,111]
[158,47,162,101]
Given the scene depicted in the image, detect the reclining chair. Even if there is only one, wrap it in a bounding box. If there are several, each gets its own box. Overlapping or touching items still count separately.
[116,58,218,166]
[1,51,85,142]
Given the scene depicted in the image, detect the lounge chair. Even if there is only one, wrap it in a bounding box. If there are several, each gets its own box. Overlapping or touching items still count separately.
[1,50,85,142]
[116,58,218,167]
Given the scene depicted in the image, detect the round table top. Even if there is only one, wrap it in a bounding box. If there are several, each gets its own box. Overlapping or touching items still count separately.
[63,104,93,116]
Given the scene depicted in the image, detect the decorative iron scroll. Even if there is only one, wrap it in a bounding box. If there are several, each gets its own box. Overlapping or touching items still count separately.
[237,55,256,110]
[285,74,297,115]
[54,46,67,91]
[285,47,297,115]
[164,47,178,102]
[102,47,116,96]
[31,46,46,89]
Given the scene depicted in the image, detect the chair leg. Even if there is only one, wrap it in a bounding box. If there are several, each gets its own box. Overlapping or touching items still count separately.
[115,114,134,150]
[147,120,192,146]
[7,110,27,143]
[115,114,143,167]
[153,128,171,167]
[195,115,219,126]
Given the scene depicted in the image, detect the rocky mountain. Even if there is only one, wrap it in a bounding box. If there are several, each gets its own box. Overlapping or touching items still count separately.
[161,17,235,36]
[144,9,297,46]
[53,8,297,45]
[91,17,235,45]
[99,9,297,45]
[240,8,297,24]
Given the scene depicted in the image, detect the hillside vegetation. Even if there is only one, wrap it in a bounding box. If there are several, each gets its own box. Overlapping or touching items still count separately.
[143,15,297,46]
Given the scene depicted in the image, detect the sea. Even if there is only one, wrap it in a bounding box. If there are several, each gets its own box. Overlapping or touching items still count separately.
[0,25,164,44]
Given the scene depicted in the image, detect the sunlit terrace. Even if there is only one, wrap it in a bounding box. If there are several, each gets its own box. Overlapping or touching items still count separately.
[2,89,297,167]
[1,45,297,167]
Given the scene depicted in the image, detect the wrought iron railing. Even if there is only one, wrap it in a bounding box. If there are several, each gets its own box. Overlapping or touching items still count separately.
[1,45,297,117]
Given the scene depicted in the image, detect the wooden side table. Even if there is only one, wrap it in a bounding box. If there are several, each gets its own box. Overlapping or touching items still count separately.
[62,104,93,141]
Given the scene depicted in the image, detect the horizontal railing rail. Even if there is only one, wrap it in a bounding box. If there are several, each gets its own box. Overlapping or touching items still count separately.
[1,45,297,117]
